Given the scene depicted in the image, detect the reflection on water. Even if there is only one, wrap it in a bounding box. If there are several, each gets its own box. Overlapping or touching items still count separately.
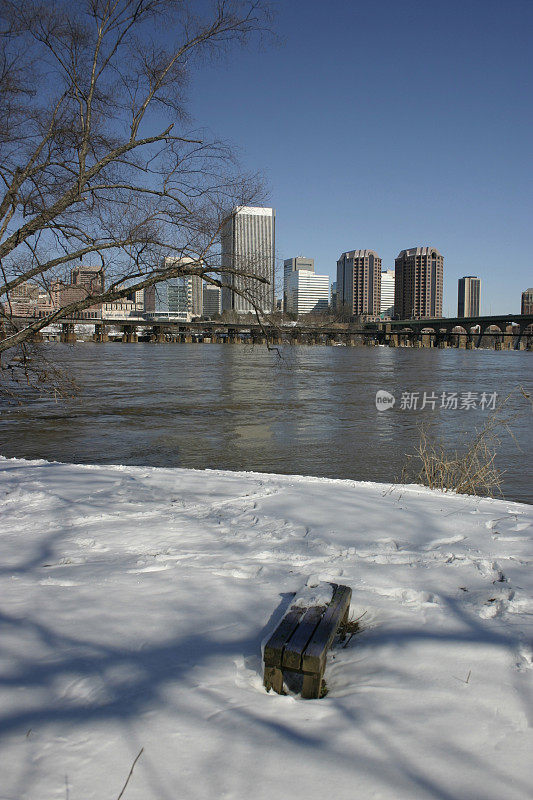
[0,343,531,503]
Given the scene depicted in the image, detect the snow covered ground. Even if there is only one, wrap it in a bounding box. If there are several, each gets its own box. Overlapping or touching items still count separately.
[0,456,532,800]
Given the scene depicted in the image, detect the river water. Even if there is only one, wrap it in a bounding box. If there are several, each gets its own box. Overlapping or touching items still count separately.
[1,343,531,503]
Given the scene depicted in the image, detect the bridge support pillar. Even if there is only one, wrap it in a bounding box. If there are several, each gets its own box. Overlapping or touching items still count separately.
[61,323,76,343]
[503,326,515,349]
[121,325,137,343]
[466,339,474,349]
[93,324,108,343]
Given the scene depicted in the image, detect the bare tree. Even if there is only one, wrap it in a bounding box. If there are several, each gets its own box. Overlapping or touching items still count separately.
[0,0,273,391]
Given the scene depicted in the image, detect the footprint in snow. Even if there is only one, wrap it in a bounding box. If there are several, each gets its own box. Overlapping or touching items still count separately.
[422,534,465,550]
[516,643,533,672]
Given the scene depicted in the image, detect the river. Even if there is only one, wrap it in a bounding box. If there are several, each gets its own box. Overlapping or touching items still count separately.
[0,343,531,503]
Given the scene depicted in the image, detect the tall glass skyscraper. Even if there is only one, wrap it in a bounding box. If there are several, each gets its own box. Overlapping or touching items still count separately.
[144,257,203,320]
[221,206,275,314]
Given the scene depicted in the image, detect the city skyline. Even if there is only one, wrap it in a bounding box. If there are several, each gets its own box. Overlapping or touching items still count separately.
[188,0,532,316]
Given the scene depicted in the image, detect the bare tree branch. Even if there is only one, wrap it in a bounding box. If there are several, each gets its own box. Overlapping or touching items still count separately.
[0,0,275,388]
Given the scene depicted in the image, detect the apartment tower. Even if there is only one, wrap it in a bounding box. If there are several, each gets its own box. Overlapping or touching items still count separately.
[336,249,381,316]
[521,288,533,315]
[221,206,275,314]
[458,276,480,317]
[394,247,443,319]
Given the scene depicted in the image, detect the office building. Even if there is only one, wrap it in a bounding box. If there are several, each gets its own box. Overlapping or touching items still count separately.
[221,206,275,314]
[203,285,222,317]
[394,247,443,319]
[336,249,381,316]
[285,270,329,316]
[127,288,145,308]
[380,269,395,316]
[102,298,144,320]
[3,281,55,318]
[71,264,105,293]
[144,257,203,321]
[521,288,533,315]
[50,280,102,318]
[458,276,480,317]
[283,257,314,311]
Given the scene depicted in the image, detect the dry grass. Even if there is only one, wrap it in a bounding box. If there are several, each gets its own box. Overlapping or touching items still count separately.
[401,386,531,497]
[338,611,367,648]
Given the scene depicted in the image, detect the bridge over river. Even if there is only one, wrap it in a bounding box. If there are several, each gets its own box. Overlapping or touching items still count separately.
[4,313,533,350]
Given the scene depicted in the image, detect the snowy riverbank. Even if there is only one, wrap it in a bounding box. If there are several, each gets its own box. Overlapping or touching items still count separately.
[1,457,532,800]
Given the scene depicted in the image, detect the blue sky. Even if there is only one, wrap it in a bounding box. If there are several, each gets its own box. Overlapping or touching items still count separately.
[189,0,532,315]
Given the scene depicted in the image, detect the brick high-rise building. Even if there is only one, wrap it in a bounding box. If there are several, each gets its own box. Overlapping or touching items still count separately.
[336,249,381,316]
[521,288,533,315]
[394,247,443,319]
[71,264,105,293]
[458,276,480,317]
[51,280,101,318]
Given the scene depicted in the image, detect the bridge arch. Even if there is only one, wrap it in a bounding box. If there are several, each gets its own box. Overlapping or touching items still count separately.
[482,323,504,335]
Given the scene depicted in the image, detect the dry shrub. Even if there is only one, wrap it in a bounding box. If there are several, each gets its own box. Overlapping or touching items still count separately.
[401,386,531,497]
[338,611,367,648]
[0,340,78,402]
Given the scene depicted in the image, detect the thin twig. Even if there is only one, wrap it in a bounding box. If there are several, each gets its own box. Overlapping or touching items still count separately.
[116,748,144,800]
